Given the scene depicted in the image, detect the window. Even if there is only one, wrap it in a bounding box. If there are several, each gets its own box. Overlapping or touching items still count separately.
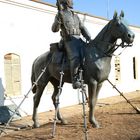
[114,56,121,83]
[133,57,137,80]
[4,53,21,96]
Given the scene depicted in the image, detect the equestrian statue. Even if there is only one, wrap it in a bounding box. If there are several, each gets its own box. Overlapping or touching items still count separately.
[31,0,135,128]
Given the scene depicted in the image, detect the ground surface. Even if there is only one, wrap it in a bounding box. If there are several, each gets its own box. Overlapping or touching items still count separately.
[1,91,140,140]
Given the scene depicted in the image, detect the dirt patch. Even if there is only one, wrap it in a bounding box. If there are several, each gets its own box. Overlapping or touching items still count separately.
[1,91,140,140]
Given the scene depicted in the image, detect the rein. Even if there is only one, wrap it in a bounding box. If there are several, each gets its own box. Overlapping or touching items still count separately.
[94,41,133,57]
[112,43,133,56]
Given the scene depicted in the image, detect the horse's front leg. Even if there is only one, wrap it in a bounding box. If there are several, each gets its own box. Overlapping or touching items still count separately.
[32,85,44,128]
[88,81,102,128]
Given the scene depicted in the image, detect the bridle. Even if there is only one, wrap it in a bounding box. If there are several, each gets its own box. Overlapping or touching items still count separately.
[94,40,133,57]
[111,42,133,56]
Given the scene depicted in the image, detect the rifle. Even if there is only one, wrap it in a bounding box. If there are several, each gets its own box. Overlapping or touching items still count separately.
[57,0,61,11]
[56,0,69,37]
[56,0,63,22]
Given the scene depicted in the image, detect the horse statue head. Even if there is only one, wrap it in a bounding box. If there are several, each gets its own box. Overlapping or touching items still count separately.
[109,10,134,44]
[88,10,135,58]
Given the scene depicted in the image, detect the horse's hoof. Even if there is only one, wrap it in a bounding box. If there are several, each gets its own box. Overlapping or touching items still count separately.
[92,122,101,128]
[90,120,100,128]
[61,119,68,125]
[33,123,40,128]
[92,123,100,128]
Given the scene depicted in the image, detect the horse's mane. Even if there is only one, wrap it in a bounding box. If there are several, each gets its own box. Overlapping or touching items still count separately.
[92,20,111,43]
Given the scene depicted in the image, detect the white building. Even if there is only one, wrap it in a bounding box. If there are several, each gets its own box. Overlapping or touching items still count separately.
[0,0,140,115]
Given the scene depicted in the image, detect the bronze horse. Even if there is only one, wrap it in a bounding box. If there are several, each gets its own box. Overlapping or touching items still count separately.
[31,11,135,128]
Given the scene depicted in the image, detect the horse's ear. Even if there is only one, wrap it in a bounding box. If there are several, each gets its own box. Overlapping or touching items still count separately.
[120,10,124,17]
[113,11,118,19]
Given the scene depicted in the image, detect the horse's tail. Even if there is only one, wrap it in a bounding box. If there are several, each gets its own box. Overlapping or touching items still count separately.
[31,52,53,94]
[31,61,36,93]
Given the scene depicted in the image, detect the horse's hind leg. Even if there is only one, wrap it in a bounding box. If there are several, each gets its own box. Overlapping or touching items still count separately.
[32,84,46,128]
[51,78,67,124]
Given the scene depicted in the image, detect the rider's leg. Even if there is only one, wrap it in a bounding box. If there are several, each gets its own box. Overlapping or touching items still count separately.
[70,58,81,89]
[64,38,82,89]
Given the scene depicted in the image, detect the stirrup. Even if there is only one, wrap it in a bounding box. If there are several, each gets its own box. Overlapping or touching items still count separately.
[72,81,81,89]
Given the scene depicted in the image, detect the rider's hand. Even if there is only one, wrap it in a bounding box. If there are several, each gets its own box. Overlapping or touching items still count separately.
[58,11,63,22]
[87,36,91,42]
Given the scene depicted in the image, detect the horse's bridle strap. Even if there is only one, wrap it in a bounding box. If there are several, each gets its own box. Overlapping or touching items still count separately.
[94,41,132,57]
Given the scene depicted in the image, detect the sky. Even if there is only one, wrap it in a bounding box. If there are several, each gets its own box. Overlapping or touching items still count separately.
[41,0,140,27]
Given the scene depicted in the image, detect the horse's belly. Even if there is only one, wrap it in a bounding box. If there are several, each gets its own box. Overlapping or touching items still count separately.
[49,64,72,83]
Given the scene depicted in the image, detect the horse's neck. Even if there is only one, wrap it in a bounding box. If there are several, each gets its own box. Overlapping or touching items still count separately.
[86,25,117,59]
[93,23,116,49]
[84,43,112,66]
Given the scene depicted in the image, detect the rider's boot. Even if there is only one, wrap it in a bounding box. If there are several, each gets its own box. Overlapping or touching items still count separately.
[71,66,81,89]
[69,57,82,89]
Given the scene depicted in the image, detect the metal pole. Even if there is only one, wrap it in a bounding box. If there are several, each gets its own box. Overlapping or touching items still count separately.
[5,94,29,116]
[52,54,65,137]
[0,67,47,135]
[107,79,140,114]
[107,0,109,19]
[79,69,88,140]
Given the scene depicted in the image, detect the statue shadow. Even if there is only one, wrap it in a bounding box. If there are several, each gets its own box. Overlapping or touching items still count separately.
[110,112,139,115]
[133,137,140,140]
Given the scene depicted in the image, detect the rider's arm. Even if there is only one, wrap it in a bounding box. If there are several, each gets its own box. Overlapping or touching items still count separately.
[51,13,61,32]
[79,17,91,41]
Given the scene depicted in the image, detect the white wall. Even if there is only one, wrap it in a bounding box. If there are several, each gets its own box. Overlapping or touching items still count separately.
[0,0,140,115]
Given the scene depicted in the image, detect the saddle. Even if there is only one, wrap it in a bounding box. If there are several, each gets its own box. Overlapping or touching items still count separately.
[50,42,66,64]
[50,42,85,65]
